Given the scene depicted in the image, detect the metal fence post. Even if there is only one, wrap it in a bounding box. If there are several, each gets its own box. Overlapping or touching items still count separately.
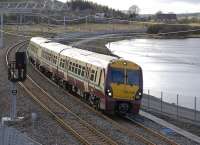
[148,89,150,109]
[177,94,179,119]
[194,96,197,121]
[0,14,3,49]
[64,16,66,26]
[161,92,163,112]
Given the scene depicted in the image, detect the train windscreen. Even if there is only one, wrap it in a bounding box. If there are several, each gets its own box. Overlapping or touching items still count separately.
[127,70,140,85]
[110,68,124,84]
[110,68,140,85]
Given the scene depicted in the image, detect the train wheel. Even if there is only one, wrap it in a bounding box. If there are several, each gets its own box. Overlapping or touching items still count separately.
[83,93,89,102]
[95,99,100,110]
[68,85,73,93]
[93,97,100,110]
[63,81,68,90]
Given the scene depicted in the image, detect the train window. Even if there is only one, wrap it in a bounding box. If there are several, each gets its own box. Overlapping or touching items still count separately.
[72,63,75,72]
[51,55,55,64]
[59,59,62,67]
[127,70,140,85]
[69,65,72,71]
[111,68,124,84]
[78,65,82,75]
[65,60,68,69]
[94,70,97,82]
[52,55,55,64]
[68,62,72,71]
[75,64,78,74]
[98,70,102,86]
[63,59,65,68]
[81,67,85,77]
[54,55,57,64]
[49,53,52,62]
[90,70,95,81]
[60,58,65,68]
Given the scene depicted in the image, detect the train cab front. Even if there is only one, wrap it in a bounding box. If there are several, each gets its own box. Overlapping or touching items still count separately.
[105,60,143,115]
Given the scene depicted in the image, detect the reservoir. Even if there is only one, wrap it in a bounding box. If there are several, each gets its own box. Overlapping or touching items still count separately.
[108,38,200,109]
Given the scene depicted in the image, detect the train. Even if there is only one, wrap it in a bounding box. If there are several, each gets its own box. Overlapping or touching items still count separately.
[27,37,143,115]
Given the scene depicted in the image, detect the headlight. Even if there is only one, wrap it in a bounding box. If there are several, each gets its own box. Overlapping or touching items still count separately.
[135,91,142,100]
[106,89,112,97]
[135,95,140,99]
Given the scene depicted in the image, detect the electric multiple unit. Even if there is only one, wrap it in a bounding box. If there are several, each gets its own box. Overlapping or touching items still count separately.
[27,37,143,114]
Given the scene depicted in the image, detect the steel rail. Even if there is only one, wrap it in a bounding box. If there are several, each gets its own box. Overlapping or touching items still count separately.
[6,41,118,145]
[23,42,174,145]
[6,40,180,145]
[29,59,158,145]
[25,45,160,145]
[124,115,179,145]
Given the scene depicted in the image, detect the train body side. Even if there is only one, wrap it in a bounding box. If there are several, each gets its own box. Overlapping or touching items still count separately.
[27,37,143,114]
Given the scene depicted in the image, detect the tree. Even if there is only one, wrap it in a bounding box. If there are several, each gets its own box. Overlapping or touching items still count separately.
[156,11,163,15]
[128,5,140,19]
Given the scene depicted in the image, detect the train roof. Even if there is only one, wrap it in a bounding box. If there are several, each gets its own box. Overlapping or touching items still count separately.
[31,37,50,44]
[30,37,118,68]
[61,48,117,68]
[31,37,71,53]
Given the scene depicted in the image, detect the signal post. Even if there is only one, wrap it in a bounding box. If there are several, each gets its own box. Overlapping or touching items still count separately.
[1,52,27,125]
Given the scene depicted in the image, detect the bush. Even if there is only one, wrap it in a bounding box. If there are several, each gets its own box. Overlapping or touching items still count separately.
[147,24,200,35]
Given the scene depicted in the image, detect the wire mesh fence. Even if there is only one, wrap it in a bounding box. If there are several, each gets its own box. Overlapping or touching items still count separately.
[142,89,200,122]
[0,125,41,145]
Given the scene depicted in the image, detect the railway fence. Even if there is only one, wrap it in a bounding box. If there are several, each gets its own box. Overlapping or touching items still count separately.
[0,125,41,145]
[142,89,200,123]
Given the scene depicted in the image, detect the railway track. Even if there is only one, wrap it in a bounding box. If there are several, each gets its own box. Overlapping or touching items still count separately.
[5,40,180,145]
[6,41,118,145]
[121,115,179,145]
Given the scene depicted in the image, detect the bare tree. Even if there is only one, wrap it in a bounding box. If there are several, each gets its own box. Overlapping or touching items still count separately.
[128,5,140,19]
[156,11,163,15]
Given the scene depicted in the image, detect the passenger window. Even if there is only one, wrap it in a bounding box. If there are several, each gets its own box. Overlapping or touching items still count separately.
[94,71,97,82]
[90,70,95,81]
[60,59,62,67]
[72,63,75,72]
[69,62,72,71]
[78,65,82,75]
[81,67,85,77]
[75,64,78,74]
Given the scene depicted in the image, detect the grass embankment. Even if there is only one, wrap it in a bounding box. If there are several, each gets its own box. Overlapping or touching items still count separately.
[145,23,200,38]
[4,23,146,36]
[3,23,145,55]
[77,37,127,55]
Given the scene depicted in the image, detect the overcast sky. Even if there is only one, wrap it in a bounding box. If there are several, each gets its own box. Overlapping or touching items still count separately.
[58,0,200,14]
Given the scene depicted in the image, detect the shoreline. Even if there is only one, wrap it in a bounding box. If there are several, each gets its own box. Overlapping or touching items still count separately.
[71,31,200,137]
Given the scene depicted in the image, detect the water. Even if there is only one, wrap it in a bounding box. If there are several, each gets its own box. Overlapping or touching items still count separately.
[108,38,200,109]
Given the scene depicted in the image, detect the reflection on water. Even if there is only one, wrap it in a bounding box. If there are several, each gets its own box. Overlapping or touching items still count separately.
[108,38,200,109]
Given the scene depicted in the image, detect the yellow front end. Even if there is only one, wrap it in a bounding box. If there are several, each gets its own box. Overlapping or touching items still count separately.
[111,84,139,100]
[108,60,142,101]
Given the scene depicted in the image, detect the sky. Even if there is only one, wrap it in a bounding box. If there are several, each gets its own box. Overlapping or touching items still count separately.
[58,0,200,14]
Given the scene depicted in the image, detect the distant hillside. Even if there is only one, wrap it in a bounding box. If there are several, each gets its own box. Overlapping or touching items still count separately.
[65,0,126,18]
[1,0,127,19]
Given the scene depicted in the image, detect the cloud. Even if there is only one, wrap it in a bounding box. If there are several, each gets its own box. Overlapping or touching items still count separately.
[158,0,200,4]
